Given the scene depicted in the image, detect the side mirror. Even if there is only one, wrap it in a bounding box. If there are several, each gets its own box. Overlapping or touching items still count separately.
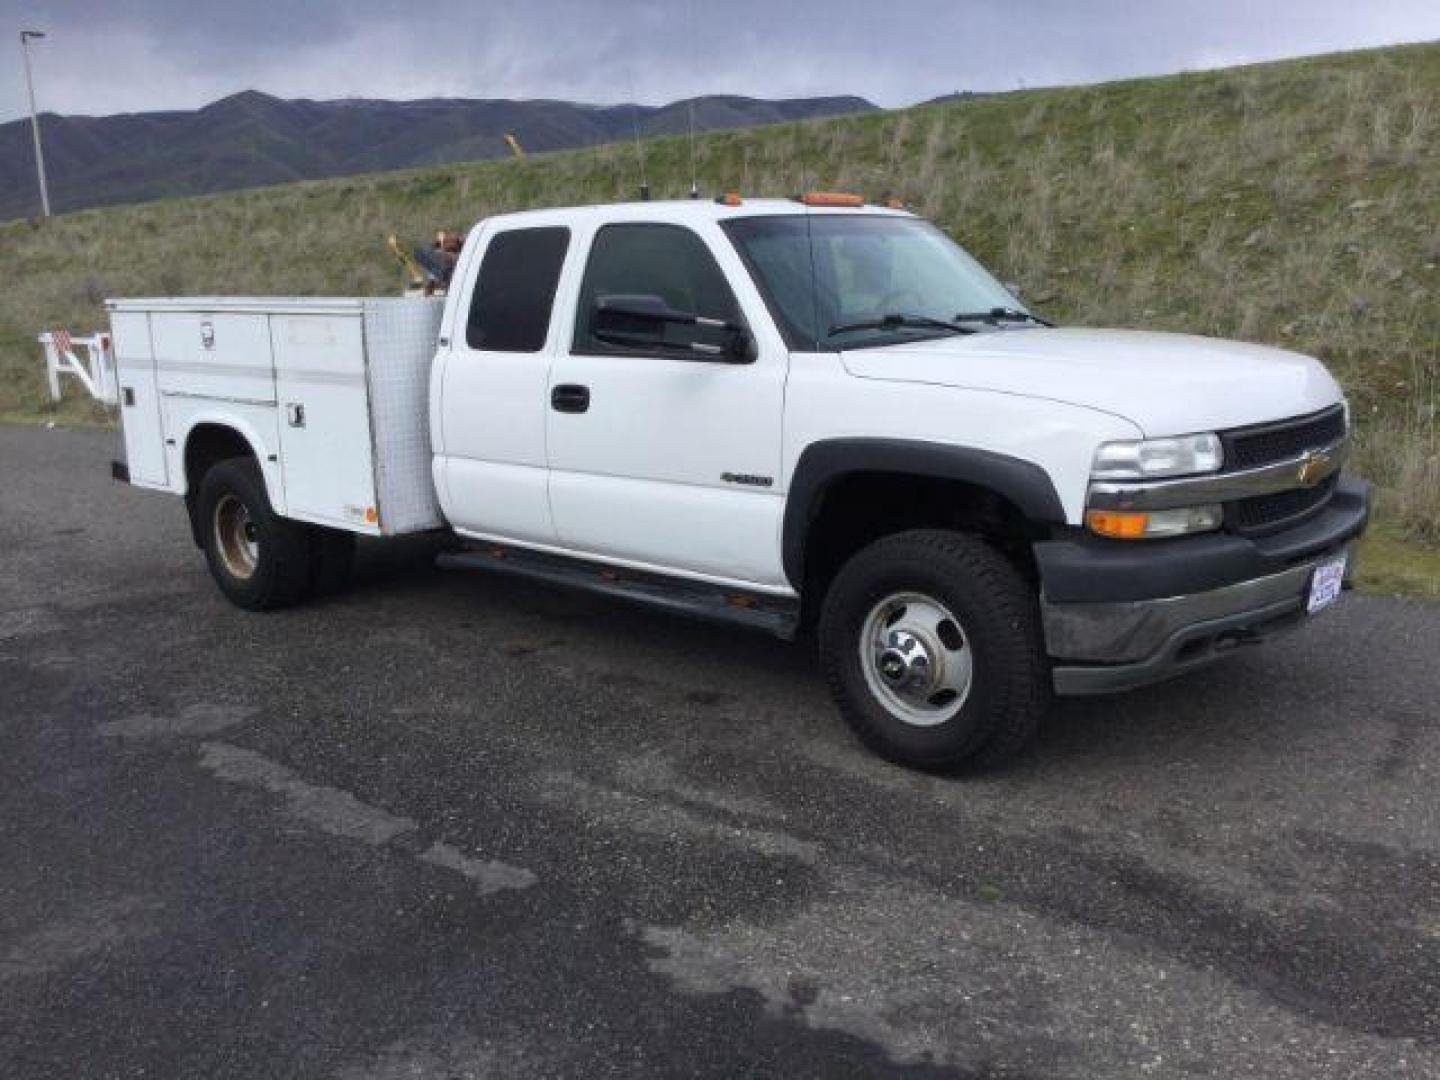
[591,294,753,362]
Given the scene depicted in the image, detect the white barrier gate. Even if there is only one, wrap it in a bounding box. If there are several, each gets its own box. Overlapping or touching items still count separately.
[38,330,119,406]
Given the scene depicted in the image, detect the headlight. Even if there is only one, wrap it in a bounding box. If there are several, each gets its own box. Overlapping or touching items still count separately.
[1086,505,1223,539]
[1091,433,1223,479]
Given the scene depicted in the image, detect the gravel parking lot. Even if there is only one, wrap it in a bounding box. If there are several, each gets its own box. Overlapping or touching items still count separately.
[2,424,1437,1079]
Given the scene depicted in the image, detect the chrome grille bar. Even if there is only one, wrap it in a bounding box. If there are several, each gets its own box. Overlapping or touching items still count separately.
[1087,436,1349,512]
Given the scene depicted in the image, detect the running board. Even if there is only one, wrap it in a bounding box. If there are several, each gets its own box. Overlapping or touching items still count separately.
[436,543,800,640]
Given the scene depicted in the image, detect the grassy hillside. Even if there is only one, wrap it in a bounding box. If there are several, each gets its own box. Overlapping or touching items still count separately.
[2,42,1436,592]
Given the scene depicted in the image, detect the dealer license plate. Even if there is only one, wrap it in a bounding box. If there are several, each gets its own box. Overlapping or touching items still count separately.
[1307,553,1347,615]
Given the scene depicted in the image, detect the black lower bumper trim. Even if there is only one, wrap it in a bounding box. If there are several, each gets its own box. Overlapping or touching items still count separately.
[1035,474,1369,604]
[110,459,130,483]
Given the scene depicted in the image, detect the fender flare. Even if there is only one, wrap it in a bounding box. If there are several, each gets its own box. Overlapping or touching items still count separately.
[781,437,1067,588]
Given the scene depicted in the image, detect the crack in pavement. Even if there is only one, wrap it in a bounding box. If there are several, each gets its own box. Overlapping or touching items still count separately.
[198,741,537,896]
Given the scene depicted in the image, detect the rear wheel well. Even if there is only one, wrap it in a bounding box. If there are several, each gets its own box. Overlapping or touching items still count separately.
[799,472,1043,615]
[183,424,258,546]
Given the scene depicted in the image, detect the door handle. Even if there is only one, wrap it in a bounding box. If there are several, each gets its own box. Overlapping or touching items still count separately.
[551,384,590,414]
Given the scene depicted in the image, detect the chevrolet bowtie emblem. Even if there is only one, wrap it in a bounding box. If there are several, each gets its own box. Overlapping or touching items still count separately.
[1296,449,1332,488]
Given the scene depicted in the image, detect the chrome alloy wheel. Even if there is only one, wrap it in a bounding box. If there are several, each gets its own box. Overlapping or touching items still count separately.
[214,493,259,580]
[859,591,973,727]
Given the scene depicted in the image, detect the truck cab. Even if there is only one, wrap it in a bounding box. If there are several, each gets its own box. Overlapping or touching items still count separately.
[109,195,1368,769]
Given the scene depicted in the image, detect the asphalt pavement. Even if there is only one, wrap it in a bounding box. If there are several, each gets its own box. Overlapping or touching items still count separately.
[2,424,1438,1079]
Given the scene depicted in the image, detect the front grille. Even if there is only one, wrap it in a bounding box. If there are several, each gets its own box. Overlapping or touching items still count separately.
[1226,474,1339,534]
[1220,404,1346,471]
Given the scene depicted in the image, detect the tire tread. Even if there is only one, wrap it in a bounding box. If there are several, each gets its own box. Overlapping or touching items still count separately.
[818,529,1050,770]
[199,457,312,611]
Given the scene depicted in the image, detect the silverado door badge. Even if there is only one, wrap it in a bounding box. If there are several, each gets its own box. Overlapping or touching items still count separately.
[721,472,774,488]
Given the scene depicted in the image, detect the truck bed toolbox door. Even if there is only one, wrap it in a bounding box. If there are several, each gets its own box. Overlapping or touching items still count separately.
[110,310,170,489]
[270,311,379,531]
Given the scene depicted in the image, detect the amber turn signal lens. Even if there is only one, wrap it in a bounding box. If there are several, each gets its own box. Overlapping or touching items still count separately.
[1085,509,1150,539]
[798,191,864,207]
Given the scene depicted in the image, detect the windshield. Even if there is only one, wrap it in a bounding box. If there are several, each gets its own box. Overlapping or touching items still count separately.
[721,214,1029,351]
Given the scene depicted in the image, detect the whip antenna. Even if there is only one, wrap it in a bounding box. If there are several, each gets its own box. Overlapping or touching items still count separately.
[687,97,699,198]
[627,69,649,201]
[685,0,700,197]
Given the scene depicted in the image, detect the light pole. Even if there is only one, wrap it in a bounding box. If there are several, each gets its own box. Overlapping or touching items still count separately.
[20,29,51,218]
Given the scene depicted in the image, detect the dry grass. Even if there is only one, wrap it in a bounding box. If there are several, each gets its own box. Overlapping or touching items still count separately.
[1352,356,1440,543]
[1,41,1436,576]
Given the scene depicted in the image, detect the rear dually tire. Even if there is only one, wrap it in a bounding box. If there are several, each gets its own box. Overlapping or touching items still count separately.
[198,457,313,611]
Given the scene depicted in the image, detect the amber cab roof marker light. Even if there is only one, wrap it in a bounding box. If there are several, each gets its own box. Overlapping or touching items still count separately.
[797,191,865,207]
[714,192,743,207]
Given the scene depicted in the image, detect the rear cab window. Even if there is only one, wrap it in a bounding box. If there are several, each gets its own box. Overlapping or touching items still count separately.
[465,226,571,352]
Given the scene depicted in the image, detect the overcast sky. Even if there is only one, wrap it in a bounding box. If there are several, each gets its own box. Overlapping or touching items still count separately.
[3,0,1439,123]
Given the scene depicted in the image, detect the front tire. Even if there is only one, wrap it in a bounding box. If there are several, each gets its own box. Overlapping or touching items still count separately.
[818,529,1050,770]
[198,457,312,611]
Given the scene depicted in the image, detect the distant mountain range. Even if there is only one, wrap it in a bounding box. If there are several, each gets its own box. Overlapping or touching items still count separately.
[0,91,876,219]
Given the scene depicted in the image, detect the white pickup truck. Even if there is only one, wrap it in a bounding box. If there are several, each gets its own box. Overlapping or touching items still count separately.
[108,194,1368,768]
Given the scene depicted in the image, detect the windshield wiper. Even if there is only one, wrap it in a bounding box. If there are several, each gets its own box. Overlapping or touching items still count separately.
[827,313,978,339]
[952,307,1055,328]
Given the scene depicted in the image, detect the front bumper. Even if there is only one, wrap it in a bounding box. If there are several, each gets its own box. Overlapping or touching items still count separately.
[1038,473,1369,695]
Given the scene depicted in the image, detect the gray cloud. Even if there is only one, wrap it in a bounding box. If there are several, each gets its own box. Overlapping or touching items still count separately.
[3,0,1438,123]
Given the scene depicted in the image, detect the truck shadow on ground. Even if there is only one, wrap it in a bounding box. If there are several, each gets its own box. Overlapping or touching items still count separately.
[335,537,1369,784]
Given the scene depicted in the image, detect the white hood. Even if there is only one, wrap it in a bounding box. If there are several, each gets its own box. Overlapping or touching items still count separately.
[840,327,1343,436]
